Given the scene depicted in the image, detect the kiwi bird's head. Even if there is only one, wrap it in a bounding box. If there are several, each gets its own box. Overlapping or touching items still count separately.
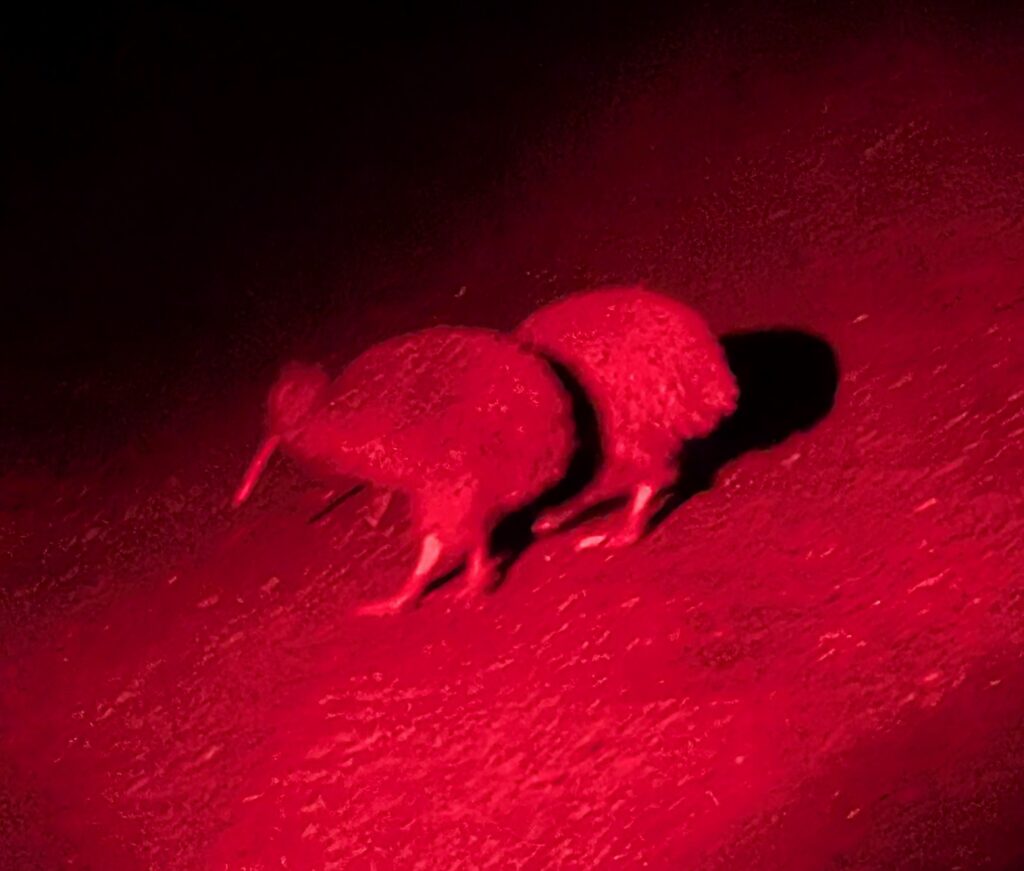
[232,361,329,508]
[267,361,330,435]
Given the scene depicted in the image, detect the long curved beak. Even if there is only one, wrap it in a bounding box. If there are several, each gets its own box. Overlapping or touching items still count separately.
[232,434,281,508]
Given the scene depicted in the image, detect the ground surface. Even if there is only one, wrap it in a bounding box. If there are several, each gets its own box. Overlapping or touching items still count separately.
[4,5,1024,869]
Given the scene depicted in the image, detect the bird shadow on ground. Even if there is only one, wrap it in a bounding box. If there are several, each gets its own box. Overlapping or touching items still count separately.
[653,327,840,531]
[491,328,840,576]
[307,484,365,524]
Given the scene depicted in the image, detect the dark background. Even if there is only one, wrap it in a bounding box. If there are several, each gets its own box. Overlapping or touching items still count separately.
[5,3,1024,869]
[3,2,691,464]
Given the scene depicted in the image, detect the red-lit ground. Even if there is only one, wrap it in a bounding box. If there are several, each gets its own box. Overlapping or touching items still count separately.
[4,8,1024,870]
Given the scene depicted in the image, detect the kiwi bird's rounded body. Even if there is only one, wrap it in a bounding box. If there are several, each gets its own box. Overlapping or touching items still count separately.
[517,286,738,479]
[278,326,574,546]
[516,286,738,550]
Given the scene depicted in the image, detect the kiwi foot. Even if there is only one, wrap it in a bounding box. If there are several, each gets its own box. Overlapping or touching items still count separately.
[354,593,416,617]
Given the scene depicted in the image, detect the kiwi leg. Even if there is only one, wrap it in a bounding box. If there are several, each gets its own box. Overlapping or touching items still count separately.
[453,543,498,601]
[355,532,443,616]
[575,483,658,551]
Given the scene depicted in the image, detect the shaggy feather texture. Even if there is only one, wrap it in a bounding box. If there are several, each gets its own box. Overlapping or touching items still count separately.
[271,327,575,549]
[517,286,738,495]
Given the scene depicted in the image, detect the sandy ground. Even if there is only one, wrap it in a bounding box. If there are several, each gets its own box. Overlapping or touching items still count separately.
[3,5,1024,869]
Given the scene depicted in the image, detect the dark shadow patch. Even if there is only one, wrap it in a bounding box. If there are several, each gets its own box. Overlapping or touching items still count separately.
[422,563,466,598]
[650,327,840,531]
[307,484,365,524]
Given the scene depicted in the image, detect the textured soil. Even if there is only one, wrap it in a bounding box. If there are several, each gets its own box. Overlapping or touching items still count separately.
[3,4,1024,869]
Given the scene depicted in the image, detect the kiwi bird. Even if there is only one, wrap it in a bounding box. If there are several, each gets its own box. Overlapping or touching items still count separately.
[233,327,574,615]
[516,285,738,550]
